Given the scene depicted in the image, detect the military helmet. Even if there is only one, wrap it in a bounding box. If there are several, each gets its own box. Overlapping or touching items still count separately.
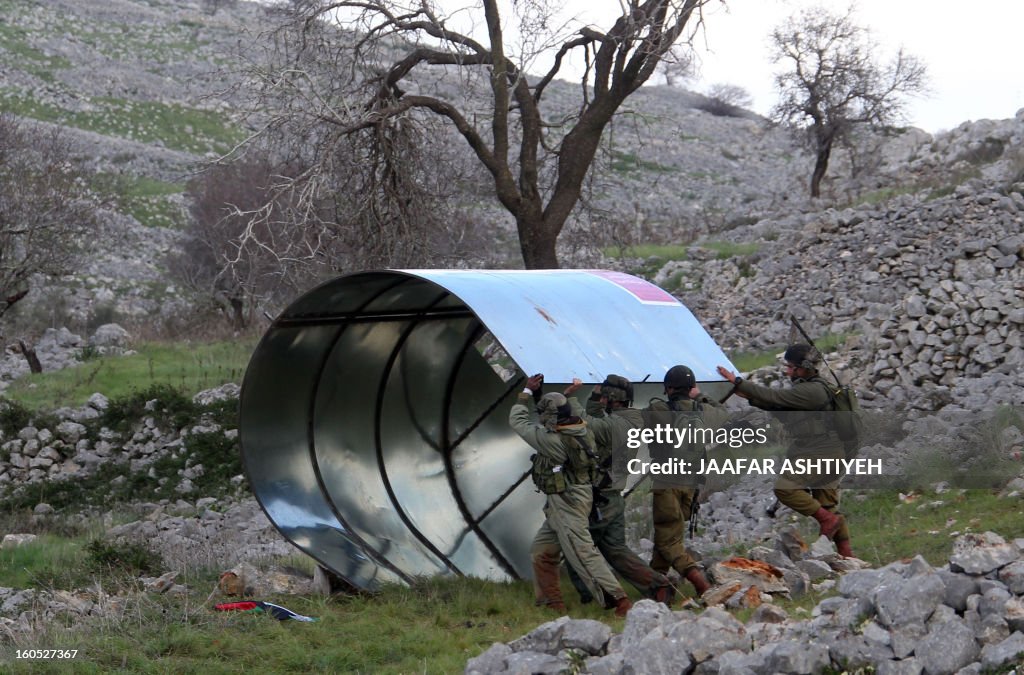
[536,392,568,415]
[783,344,821,370]
[601,374,634,403]
[536,392,572,430]
[663,365,696,391]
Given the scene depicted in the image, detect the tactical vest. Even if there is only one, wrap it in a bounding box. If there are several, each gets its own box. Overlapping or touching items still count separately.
[786,377,838,441]
[530,434,596,495]
[642,397,705,464]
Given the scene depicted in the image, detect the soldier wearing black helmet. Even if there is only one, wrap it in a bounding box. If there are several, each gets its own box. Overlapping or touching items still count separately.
[562,374,676,606]
[642,365,729,597]
[717,345,853,557]
[510,375,633,616]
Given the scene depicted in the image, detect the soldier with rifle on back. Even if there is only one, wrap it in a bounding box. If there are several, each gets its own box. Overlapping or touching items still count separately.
[716,341,855,558]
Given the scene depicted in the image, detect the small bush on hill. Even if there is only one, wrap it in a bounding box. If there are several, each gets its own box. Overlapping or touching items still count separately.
[0,398,33,437]
[86,538,162,576]
[101,383,200,433]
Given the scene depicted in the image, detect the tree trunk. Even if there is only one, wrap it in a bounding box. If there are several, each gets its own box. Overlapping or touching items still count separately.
[810,135,834,198]
[230,296,246,330]
[517,215,560,269]
[18,339,42,374]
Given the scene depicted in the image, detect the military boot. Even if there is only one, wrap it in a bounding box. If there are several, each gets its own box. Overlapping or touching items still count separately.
[614,596,633,617]
[812,507,844,541]
[653,584,675,605]
[532,551,564,609]
[684,568,710,596]
[836,538,854,558]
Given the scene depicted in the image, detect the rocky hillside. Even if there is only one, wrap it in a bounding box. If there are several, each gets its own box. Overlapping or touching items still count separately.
[3,0,1019,336]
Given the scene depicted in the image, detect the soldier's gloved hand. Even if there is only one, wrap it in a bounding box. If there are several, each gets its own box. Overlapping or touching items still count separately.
[526,373,544,403]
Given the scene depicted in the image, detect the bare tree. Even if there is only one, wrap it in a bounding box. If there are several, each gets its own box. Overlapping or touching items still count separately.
[175,124,488,325]
[695,82,752,117]
[170,155,319,330]
[769,5,927,197]
[0,114,102,327]
[658,43,698,87]
[237,0,713,269]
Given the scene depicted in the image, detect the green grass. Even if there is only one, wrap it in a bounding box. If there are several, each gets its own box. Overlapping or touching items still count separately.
[0,534,91,590]
[0,20,72,82]
[700,241,760,259]
[92,173,186,228]
[3,341,253,410]
[6,487,1024,672]
[728,331,855,373]
[610,151,676,174]
[728,349,781,373]
[602,241,757,264]
[838,489,1024,567]
[0,90,245,155]
[856,185,915,206]
[602,243,691,260]
[1,574,626,674]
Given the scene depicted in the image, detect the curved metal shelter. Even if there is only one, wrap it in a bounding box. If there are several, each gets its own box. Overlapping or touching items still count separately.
[239,269,734,591]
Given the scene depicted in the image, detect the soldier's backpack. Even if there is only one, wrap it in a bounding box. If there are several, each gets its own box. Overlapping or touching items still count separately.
[823,383,865,457]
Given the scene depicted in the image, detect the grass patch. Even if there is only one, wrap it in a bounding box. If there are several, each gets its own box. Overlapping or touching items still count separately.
[3,340,253,410]
[602,243,691,261]
[92,173,186,229]
[0,533,165,592]
[0,20,72,82]
[837,489,1024,568]
[727,331,855,373]
[602,241,756,266]
[856,185,916,206]
[699,240,760,260]
[610,151,676,174]
[0,534,92,590]
[3,575,627,674]
[6,487,1024,672]
[0,89,245,155]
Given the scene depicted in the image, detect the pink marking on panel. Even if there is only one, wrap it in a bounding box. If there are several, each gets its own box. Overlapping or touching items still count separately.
[587,270,679,305]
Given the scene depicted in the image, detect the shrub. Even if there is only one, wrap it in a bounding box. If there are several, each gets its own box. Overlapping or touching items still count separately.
[86,538,162,575]
[101,383,199,433]
[0,398,33,437]
[693,84,754,118]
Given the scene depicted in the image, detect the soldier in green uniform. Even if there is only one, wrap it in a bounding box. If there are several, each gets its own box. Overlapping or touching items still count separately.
[509,375,633,616]
[642,365,729,597]
[716,345,854,557]
[561,375,675,606]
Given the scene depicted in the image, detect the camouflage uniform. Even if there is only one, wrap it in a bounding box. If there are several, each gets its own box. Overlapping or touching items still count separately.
[563,379,674,604]
[734,373,851,546]
[509,391,627,609]
[643,394,729,577]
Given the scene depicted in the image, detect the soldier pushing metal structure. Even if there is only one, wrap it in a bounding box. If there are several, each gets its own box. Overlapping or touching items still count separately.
[238,269,735,592]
